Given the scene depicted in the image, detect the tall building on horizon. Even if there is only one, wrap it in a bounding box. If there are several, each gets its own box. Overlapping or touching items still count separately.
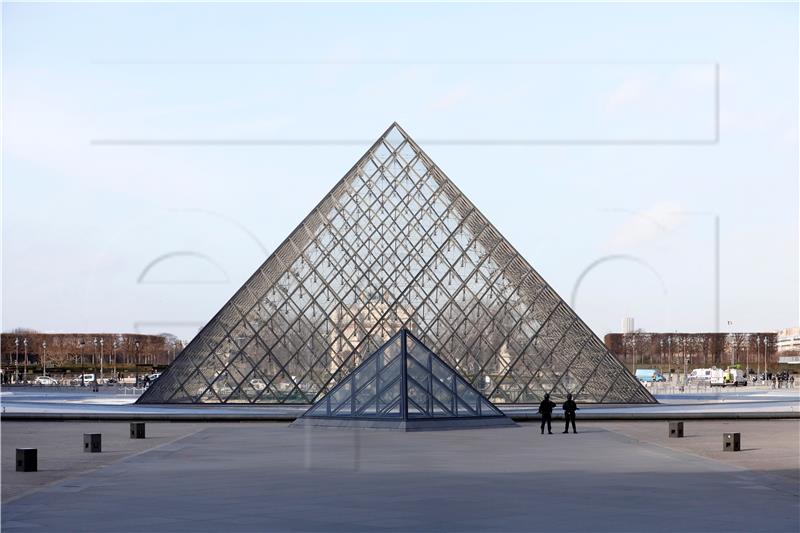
[622,317,635,334]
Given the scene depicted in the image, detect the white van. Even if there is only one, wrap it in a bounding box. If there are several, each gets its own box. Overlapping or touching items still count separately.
[71,374,96,385]
[710,368,748,387]
[688,368,713,382]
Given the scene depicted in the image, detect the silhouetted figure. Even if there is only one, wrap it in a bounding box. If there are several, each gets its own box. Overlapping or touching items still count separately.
[538,393,556,434]
[562,393,578,434]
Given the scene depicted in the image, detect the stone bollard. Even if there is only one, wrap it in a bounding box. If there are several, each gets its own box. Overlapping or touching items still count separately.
[723,432,741,452]
[16,448,37,472]
[130,422,146,439]
[83,433,102,453]
[668,421,684,438]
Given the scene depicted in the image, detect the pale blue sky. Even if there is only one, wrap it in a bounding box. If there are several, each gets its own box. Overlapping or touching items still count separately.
[2,1,798,341]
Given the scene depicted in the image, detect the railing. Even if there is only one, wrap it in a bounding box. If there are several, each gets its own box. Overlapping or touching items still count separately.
[646,379,798,395]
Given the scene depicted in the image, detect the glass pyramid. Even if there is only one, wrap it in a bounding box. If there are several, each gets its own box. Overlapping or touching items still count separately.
[138,123,655,406]
[293,329,514,430]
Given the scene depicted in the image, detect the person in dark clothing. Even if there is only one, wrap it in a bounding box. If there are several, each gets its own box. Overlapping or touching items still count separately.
[562,393,579,434]
[538,393,556,434]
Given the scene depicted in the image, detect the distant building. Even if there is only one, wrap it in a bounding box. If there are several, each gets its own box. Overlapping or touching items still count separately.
[776,327,800,353]
[604,331,778,372]
[1,331,183,372]
[622,317,635,334]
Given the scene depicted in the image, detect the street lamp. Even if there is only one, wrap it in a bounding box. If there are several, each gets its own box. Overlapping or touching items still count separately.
[134,341,141,387]
[79,340,86,386]
[23,339,28,382]
[764,337,769,378]
[93,338,98,370]
[667,336,673,382]
[99,338,104,380]
[112,339,118,378]
[681,337,687,386]
[745,334,750,375]
[42,341,47,376]
[683,353,690,388]
[755,336,760,379]
[14,338,19,383]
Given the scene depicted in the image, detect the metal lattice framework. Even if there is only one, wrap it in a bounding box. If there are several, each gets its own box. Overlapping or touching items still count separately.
[138,123,655,405]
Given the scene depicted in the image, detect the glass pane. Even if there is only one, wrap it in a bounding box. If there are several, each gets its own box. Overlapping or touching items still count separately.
[407,338,431,368]
[407,381,430,417]
[378,357,401,387]
[432,379,454,416]
[479,397,501,416]
[456,380,479,410]
[381,400,401,415]
[407,400,423,415]
[456,397,478,417]
[354,360,377,389]
[406,357,430,390]
[306,400,328,417]
[431,358,454,387]
[378,381,401,412]
[329,382,351,412]
[331,399,352,416]
[381,336,402,366]
[358,398,378,415]
[354,379,377,412]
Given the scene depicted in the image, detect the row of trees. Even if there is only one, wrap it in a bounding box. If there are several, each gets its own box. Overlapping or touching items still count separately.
[0,330,183,369]
[604,332,779,372]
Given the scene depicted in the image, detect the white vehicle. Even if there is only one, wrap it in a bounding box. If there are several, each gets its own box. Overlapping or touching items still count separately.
[71,374,96,385]
[710,368,748,387]
[688,368,714,382]
[213,383,233,397]
[34,375,58,385]
[250,379,267,391]
[729,369,748,386]
[145,373,161,382]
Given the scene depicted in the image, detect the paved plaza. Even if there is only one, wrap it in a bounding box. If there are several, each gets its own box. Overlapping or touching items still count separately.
[2,420,798,532]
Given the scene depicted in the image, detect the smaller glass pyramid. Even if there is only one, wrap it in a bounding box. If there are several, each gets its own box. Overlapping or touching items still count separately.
[292,329,516,431]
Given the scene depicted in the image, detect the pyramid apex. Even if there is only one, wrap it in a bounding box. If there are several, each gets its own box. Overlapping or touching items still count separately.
[379,122,411,148]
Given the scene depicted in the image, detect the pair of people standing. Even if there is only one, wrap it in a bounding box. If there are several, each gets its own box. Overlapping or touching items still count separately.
[537,393,579,434]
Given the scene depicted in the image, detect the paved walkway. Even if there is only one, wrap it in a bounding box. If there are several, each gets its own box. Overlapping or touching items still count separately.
[2,422,208,503]
[2,421,798,532]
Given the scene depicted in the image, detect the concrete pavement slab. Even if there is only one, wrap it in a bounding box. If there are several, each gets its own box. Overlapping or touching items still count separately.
[2,422,798,532]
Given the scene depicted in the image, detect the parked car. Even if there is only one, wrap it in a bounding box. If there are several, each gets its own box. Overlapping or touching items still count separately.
[34,375,58,385]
